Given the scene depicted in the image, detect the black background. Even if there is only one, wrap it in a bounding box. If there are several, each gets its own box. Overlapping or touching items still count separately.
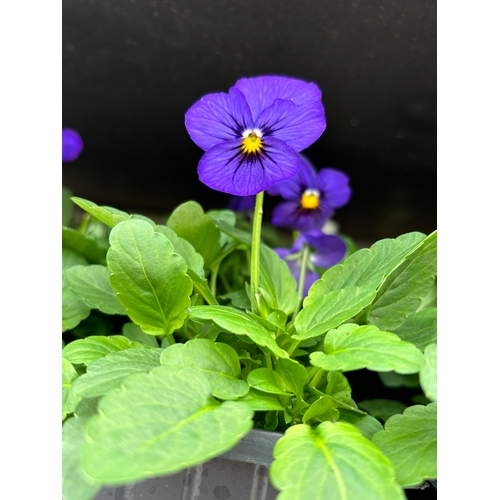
[62,0,436,244]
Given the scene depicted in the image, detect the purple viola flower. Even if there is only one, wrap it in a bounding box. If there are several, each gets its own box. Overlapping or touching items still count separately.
[275,230,347,297]
[268,155,351,232]
[228,195,256,212]
[62,128,84,162]
[185,76,326,196]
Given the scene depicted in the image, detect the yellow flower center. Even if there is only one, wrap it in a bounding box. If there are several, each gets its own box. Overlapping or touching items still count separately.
[241,130,263,154]
[300,189,321,209]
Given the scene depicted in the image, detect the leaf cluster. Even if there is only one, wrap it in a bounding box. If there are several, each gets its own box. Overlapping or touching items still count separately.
[62,191,437,500]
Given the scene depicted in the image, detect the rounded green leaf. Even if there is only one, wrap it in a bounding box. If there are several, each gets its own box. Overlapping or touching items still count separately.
[189,305,288,358]
[294,286,377,340]
[81,366,254,483]
[372,403,437,487]
[310,324,424,374]
[260,246,298,315]
[237,388,284,411]
[419,343,437,401]
[63,247,87,273]
[62,226,108,264]
[167,201,221,271]
[63,358,81,420]
[247,368,292,396]
[63,417,102,500]
[305,232,426,304]
[338,409,384,440]
[160,339,249,400]
[62,281,91,332]
[270,422,405,500]
[71,348,163,398]
[64,265,127,315]
[107,219,193,336]
[369,232,437,331]
[154,224,205,278]
[302,396,339,423]
[62,335,144,365]
[393,307,437,351]
[276,358,309,398]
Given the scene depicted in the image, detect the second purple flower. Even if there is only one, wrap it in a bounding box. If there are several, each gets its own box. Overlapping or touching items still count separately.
[268,155,351,232]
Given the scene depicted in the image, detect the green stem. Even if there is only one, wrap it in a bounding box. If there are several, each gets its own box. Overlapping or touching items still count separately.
[250,191,264,313]
[264,352,272,369]
[186,268,218,306]
[77,213,91,233]
[287,339,301,357]
[305,383,326,398]
[292,245,310,321]
[309,367,324,388]
[210,260,221,297]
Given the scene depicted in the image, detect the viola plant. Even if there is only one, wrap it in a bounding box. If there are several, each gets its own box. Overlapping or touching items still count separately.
[62,76,437,500]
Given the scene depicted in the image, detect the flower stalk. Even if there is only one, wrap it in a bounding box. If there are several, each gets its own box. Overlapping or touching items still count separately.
[250,191,264,313]
[292,244,310,321]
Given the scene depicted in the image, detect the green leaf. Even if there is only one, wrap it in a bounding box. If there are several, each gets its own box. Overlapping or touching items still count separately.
[247,368,292,396]
[207,209,236,247]
[337,409,383,440]
[63,417,102,500]
[325,371,351,401]
[62,281,91,332]
[154,224,205,278]
[236,388,284,411]
[189,305,288,358]
[80,366,253,483]
[219,289,251,310]
[63,248,88,273]
[305,232,426,305]
[63,358,81,420]
[358,399,408,422]
[276,358,309,398]
[393,307,437,351]
[369,231,437,330]
[302,396,339,423]
[259,246,299,315]
[63,265,127,315]
[160,339,249,400]
[62,187,74,227]
[107,219,193,336]
[122,322,159,348]
[71,197,130,227]
[310,324,425,374]
[62,226,108,264]
[62,335,144,365]
[71,348,163,398]
[324,371,360,412]
[419,343,437,401]
[270,422,405,499]
[294,286,377,340]
[167,201,221,270]
[372,403,437,487]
